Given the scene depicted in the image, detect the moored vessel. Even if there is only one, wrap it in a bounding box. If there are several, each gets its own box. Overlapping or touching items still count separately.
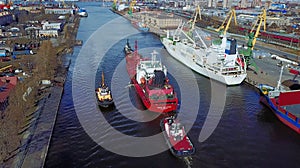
[125,40,178,113]
[258,66,300,134]
[96,72,114,109]
[161,7,247,86]
[131,20,149,32]
[160,116,195,157]
[77,8,88,17]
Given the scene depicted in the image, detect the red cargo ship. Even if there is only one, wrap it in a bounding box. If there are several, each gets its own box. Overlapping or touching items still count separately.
[124,40,178,113]
[258,66,300,134]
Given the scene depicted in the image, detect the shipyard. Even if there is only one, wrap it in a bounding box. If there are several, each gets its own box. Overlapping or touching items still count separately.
[0,0,300,167]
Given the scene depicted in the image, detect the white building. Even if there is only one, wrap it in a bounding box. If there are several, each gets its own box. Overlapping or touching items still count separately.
[45,8,74,15]
[39,29,59,37]
[42,22,62,31]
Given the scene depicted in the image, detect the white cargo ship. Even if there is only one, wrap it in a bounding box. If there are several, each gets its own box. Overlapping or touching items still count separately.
[161,9,247,86]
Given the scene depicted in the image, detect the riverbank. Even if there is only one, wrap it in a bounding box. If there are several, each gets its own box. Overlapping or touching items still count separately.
[13,15,80,167]
[0,13,81,167]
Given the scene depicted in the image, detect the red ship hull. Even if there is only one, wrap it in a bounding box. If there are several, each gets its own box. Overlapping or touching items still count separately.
[260,95,300,134]
[125,45,178,113]
[131,78,178,113]
[160,117,195,157]
[259,84,300,134]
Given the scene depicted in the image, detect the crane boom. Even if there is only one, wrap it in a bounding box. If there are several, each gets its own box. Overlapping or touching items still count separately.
[192,5,201,30]
[188,5,201,30]
[215,8,237,36]
[250,9,266,50]
[0,65,12,72]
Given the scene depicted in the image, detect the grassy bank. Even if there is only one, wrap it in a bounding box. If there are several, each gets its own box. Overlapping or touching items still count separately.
[0,14,80,165]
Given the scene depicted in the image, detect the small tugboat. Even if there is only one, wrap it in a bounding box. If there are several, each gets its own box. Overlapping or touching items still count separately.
[96,72,114,109]
[160,116,195,158]
[258,66,300,134]
[125,40,178,113]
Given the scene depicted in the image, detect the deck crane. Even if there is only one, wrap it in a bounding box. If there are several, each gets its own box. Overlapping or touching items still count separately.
[215,8,237,36]
[240,9,266,70]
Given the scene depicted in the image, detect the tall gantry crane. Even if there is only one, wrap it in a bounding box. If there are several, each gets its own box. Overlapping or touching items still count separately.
[215,8,237,36]
[240,9,267,69]
[112,0,117,11]
[188,5,201,30]
[128,0,137,15]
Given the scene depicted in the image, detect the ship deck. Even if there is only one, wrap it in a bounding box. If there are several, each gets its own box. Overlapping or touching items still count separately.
[282,104,300,118]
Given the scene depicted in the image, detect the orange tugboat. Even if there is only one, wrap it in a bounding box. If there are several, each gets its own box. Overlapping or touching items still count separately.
[96,72,114,109]
[124,40,178,113]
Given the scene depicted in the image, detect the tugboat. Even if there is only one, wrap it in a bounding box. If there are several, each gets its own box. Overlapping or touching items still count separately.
[125,40,178,113]
[258,66,300,134]
[96,72,114,109]
[160,116,195,157]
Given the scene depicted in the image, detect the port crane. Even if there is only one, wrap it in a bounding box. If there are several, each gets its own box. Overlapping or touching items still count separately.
[0,65,12,72]
[215,8,237,36]
[240,9,266,70]
[187,5,201,30]
[112,0,117,11]
[128,0,137,15]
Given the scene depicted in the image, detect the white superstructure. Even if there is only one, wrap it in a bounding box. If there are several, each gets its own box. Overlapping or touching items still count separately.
[161,21,247,85]
[136,51,167,84]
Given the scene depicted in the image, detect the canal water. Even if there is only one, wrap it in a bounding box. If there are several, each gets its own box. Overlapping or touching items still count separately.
[45,2,300,168]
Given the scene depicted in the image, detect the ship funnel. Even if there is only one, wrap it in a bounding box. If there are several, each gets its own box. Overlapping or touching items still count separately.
[101,71,105,87]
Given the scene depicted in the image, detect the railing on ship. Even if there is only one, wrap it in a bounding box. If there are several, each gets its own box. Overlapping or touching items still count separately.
[207,63,244,75]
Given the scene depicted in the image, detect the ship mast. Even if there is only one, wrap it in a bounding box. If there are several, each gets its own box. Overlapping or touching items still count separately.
[101,71,105,87]
[134,40,138,58]
[151,50,157,65]
[276,65,284,90]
